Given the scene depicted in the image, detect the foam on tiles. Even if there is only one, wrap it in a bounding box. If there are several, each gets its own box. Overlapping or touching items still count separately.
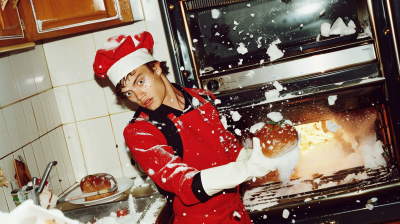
[110,111,142,178]
[53,86,75,124]
[0,55,19,107]
[43,33,96,87]
[31,139,53,190]
[8,50,38,99]
[46,89,62,127]
[39,92,55,131]
[21,99,40,141]
[102,78,139,115]
[77,117,123,178]
[27,44,52,93]
[0,109,12,158]
[0,158,16,210]
[2,102,30,151]
[0,187,9,212]
[68,80,109,121]
[55,127,76,185]
[141,1,175,82]
[39,135,62,195]
[48,131,70,191]
[62,123,87,182]
[30,95,48,136]
[92,21,147,50]
[22,144,40,179]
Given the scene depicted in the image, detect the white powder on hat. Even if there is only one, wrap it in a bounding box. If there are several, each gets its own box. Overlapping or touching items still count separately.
[101,36,128,51]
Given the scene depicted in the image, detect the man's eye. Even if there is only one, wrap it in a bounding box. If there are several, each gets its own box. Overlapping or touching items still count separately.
[138,79,144,85]
[125,92,132,97]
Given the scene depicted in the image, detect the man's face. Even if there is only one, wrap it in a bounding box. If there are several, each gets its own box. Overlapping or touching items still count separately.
[120,63,166,111]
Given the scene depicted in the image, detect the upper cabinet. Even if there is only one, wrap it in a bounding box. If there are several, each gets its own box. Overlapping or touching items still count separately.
[0,0,139,47]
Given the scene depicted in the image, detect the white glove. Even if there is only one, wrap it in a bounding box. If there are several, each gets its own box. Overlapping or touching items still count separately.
[246,137,278,179]
[200,137,277,196]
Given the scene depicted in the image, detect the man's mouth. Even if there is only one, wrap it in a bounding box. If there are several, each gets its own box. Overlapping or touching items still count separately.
[144,98,153,108]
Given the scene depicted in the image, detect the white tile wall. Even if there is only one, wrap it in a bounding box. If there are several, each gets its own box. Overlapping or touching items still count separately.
[0,55,19,107]
[21,99,40,141]
[110,111,141,177]
[39,134,62,195]
[3,154,16,189]
[55,127,75,185]
[68,80,109,121]
[22,144,40,179]
[77,117,123,178]
[39,92,55,131]
[0,109,12,158]
[43,34,97,87]
[0,187,9,212]
[62,123,87,181]
[27,44,52,93]
[30,95,48,136]
[141,0,176,83]
[92,21,147,50]
[47,131,70,191]
[53,86,75,124]
[46,89,62,127]
[8,50,38,99]
[2,102,30,151]
[0,158,16,211]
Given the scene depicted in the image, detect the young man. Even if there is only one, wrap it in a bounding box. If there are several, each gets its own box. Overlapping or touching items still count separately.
[93,31,276,223]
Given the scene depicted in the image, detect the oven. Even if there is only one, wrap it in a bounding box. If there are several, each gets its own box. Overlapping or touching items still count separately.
[158,0,400,223]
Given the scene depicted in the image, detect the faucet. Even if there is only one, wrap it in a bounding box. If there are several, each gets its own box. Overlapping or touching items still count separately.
[31,161,58,206]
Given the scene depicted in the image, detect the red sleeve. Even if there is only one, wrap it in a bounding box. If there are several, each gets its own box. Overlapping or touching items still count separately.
[124,121,200,205]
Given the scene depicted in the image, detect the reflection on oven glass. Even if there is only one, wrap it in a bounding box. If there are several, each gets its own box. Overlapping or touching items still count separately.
[243,107,390,212]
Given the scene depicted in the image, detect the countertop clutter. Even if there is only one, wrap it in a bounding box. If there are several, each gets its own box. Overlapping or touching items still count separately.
[57,176,170,224]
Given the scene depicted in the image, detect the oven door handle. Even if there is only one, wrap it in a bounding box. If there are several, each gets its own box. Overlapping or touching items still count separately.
[385,0,400,80]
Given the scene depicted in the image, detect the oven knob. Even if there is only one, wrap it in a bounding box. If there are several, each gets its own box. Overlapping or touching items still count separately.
[207,79,220,92]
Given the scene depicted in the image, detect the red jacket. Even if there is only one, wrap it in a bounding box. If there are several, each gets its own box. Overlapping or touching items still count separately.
[124,87,251,223]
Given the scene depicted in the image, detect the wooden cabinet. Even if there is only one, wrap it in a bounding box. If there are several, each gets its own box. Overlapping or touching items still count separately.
[0,0,135,47]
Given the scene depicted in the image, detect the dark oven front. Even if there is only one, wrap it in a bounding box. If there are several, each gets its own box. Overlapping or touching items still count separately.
[159,0,400,223]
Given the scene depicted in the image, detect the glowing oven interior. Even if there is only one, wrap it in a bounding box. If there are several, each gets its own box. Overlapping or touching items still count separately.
[227,101,397,212]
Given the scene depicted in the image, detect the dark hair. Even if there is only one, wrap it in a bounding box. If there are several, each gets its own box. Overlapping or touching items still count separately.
[114,61,169,99]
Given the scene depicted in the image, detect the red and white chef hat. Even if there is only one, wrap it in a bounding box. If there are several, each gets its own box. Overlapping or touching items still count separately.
[93,31,155,86]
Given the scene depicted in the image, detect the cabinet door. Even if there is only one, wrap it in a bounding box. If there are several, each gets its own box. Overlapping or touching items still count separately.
[30,0,122,33]
[0,2,23,40]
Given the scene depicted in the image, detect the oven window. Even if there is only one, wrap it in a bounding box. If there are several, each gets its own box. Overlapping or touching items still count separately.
[185,0,361,69]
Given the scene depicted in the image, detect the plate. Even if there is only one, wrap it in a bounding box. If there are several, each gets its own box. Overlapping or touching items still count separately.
[67,177,134,206]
